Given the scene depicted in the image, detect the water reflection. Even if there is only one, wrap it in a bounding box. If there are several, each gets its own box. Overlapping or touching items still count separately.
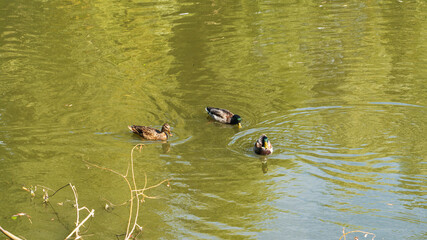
[162,142,171,153]
[260,158,269,174]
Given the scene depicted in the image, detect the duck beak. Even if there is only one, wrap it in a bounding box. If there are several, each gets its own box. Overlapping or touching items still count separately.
[238,123,242,128]
[168,130,173,136]
[264,142,268,149]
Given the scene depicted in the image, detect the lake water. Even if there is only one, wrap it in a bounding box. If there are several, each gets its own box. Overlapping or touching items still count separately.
[0,0,426,239]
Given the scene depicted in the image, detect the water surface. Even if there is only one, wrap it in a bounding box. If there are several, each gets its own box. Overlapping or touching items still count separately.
[0,0,426,239]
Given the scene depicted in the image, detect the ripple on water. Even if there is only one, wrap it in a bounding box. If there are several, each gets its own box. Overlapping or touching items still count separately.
[228,104,425,198]
[227,104,426,235]
[227,126,287,159]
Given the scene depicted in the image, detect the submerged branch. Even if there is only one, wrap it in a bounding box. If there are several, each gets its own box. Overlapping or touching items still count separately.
[339,227,376,240]
[65,183,95,240]
[84,143,169,240]
[65,209,95,240]
[0,226,23,240]
[50,183,71,199]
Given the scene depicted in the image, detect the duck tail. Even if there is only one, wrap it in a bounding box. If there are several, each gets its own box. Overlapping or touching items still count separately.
[205,107,212,113]
[128,125,136,132]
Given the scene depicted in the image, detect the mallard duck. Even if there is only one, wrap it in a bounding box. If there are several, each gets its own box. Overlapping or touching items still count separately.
[205,107,242,128]
[254,134,273,155]
[128,123,172,141]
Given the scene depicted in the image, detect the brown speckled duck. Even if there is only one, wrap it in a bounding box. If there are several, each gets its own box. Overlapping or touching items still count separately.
[254,134,273,155]
[128,123,172,141]
[205,107,242,128]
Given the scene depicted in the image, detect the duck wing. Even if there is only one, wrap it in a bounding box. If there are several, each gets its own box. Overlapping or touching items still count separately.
[128,125,160,138]
[205,107,233,123]
[254,135,264,148]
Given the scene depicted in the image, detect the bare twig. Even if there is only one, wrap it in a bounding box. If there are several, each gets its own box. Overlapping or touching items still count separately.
[343,227,346,240]
[139,178,171,192]
[0,226,24,240]
[72,184,81,238]
[339,227,376,240]
[82,158,135,239]
[127,144,151,239]
[102,197,129,209]
[65,209,95,240]
[84,144,170,240]
[50,183,71,199]
[65,183,95,240]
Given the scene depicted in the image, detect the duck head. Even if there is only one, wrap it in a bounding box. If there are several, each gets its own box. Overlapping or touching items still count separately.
[261,135,270,149]
[230,115,242,128]
[161,123,173,137]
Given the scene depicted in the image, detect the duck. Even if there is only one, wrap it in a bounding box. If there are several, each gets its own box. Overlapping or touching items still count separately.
[205,107,242,128]
[128,123,172,141]
[254,134,273,155]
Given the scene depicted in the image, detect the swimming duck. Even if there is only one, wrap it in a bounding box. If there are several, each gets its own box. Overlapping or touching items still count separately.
[128,123,172,141]
[205,107,242,128]
[254,134,273,155]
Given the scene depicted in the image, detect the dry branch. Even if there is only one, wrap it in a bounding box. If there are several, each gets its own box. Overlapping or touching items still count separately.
[0,226,23,240]
[65,183,95,240]
[65,208,95,240]
[339,227,376,240]
[84,144,170,240]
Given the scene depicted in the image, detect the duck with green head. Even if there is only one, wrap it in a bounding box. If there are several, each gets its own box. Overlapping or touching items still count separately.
[205,107,242,128]
[254,134,273,155]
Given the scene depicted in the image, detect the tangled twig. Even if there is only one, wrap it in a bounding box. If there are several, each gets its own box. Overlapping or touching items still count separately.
[65,183,95,239]
[84,144,170,239]
[339,227,376,240]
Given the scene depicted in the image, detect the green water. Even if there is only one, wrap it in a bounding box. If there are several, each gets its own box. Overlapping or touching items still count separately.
[0,0,426,239]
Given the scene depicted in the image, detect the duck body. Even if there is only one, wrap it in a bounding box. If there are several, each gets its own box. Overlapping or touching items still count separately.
[205,107,242,127]
[254,134,273,155]
[128,123,172,141]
